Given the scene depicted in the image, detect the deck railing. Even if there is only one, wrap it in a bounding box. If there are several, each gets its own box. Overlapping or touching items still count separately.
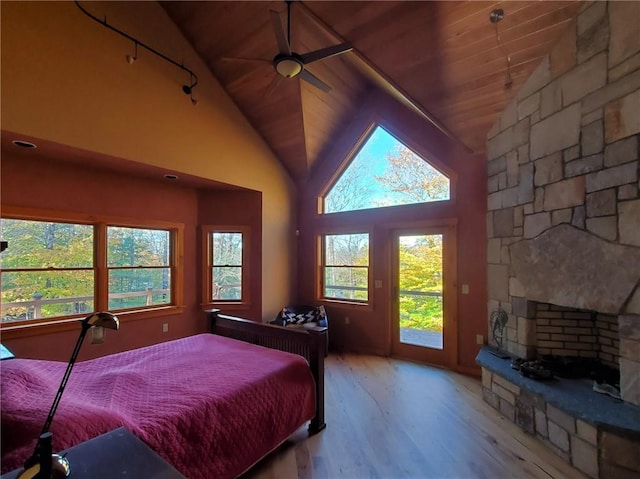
[1,287,169,322]
[325,284,442,300]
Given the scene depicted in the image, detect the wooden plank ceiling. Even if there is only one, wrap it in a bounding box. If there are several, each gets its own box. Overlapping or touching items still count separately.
[162,1,582,182]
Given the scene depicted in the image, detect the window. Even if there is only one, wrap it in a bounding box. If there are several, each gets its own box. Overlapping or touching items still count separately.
[107,226,171,310]
[0,207,184,328]
[1,219,94,322]
[321,233,369,302]
[323,125,450,214]
[202,226,249,307]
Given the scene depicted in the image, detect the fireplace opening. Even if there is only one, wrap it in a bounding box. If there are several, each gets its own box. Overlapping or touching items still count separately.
[512,301,622,397]
[534,303,620,367]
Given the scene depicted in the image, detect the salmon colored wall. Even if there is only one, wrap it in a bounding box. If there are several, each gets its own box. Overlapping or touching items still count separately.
[1,153,204,360]
[0,1,295,319]
[197,190,263,321]
[297,92,487,373]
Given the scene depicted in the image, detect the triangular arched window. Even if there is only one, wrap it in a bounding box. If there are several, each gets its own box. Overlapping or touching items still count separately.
[323,126,450,214]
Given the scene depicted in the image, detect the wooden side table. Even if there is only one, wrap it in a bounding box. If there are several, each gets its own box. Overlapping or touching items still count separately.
[1,427,186,479]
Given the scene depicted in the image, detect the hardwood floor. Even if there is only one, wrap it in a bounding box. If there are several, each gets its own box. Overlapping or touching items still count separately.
[243,354,587,479]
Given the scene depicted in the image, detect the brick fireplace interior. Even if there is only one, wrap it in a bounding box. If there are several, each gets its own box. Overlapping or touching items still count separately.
[534,303,620,368]
[478,2,640,478]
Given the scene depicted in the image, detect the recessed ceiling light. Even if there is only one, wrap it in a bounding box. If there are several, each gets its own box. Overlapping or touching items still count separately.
[12,140,37,149]
[164,174,179,180]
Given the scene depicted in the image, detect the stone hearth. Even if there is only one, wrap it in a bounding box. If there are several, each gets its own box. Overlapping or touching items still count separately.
[477,348,640,479]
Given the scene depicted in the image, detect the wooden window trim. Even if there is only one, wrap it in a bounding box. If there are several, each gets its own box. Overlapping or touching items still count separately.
[317,231,372,308]
[201,225,251,310]
[0,205,184,336]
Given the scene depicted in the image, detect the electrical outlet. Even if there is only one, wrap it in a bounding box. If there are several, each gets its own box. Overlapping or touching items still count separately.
[345,316,350,325]
[476,334,484,345]
[162,323,169,333]
[462,284,470,294]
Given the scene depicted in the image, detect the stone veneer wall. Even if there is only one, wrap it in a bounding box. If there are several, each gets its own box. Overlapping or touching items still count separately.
[485,1,640,406]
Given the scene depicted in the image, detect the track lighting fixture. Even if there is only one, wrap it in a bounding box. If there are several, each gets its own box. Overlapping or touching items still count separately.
[182,74,198,105]
[126,41,137,64]
[75,1,198,105]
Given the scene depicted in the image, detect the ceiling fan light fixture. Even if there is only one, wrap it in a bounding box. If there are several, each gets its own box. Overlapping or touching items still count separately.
[274,56,303,78]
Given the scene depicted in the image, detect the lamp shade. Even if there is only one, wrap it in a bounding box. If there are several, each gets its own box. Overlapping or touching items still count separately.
[83,312,120,330]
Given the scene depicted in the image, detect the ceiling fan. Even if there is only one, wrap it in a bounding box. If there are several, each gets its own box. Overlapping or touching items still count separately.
[227,1,353,93]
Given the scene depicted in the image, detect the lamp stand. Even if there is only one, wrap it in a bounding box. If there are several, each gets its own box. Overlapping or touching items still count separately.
[17,313,119,479]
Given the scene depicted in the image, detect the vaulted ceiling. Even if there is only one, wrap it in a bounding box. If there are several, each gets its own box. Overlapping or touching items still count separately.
[162,1,582,182]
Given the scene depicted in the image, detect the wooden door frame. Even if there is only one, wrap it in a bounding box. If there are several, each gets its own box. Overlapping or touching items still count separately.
[389,221,458,369]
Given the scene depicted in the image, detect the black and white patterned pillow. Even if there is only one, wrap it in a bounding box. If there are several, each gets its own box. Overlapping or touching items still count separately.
[282,306,326,325]
[283,309,316,324]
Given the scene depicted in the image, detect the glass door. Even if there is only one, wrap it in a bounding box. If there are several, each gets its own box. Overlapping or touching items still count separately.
[391,225,456,367]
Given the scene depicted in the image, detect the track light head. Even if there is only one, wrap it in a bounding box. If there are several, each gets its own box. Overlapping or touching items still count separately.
[126,54,136,64]
[182,84,198,105]
[183,84,198,105]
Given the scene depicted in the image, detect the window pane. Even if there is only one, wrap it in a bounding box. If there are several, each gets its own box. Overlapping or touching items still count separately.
[108,268,171,310]
[212,266,242,300]
[324,267,368,301]
[107,227,169,267]
[324,233,369,266]
[1,270,94,323]
[0,219,93,268]
[324,126,450,214]
[212,232,242,266]
[323,233,369,301]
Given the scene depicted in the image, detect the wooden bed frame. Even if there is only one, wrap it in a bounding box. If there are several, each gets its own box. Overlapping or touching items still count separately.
[208,310,327,433]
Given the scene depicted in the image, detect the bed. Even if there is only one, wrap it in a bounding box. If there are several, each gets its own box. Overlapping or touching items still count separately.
[1,311,327,479]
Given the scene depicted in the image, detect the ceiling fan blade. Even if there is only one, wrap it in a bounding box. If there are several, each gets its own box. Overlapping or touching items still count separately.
[299,69,331,93]
[299,43,353,65]
[270,10,291,55]
[219,57,272,64]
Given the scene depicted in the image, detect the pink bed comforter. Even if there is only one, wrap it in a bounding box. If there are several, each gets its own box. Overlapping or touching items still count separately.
[1,334,316,478]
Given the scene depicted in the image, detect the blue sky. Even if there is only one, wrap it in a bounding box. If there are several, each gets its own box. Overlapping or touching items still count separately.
[358,126,398,177]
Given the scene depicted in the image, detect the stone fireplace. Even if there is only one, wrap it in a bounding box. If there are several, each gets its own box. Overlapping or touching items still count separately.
[479,2,640,477]
[503,223,639,403]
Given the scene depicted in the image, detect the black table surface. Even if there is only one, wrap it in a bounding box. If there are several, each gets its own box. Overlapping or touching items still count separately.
[1,427,186,479]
